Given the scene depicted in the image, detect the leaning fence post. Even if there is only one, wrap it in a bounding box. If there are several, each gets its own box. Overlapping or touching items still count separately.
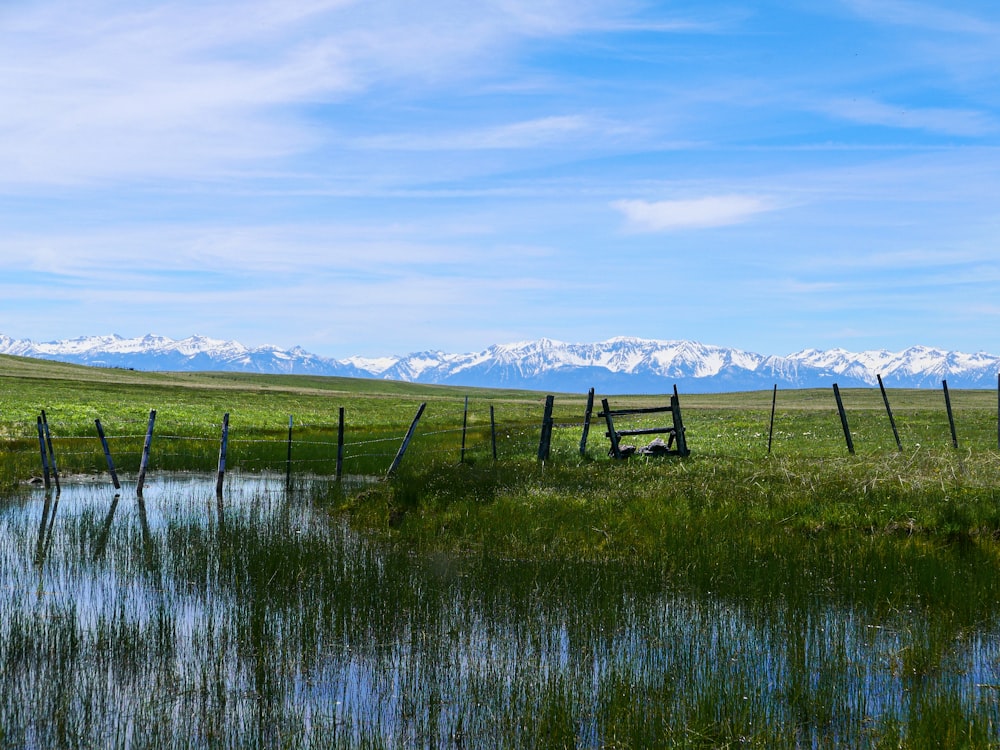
[579,388,595,456]
[336,407,345,481]
[36,417,50,489]
[538,395,555,461]
[95,419,121,490]
[136,409,156,496]
[216,413,229,497]
[877,374,902,452]
[460,396,469,464]
[41,410,60,492]
[943,380,958,449]
[387,403,426,476]
[832,384,855,455]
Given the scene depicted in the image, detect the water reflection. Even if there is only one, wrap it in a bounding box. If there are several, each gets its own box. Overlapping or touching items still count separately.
[3,474,1000,747]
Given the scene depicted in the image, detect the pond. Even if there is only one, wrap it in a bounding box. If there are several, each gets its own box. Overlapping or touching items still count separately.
[2,474,999,747]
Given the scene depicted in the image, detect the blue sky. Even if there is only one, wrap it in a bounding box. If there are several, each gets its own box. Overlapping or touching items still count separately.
[3,0,1000,357]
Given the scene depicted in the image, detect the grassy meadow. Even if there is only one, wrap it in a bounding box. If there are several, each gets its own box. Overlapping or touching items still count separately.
[4,354,1000,747]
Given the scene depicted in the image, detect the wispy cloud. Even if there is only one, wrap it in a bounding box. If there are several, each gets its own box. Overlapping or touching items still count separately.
[821,97,996,137]
[842,0,1000,35]
[612,195,777,232]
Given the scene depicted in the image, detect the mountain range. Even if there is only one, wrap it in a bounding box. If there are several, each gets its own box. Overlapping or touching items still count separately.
[2,333,999,393]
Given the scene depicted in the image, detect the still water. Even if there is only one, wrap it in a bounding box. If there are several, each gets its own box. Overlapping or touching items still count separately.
[2,474,999,747]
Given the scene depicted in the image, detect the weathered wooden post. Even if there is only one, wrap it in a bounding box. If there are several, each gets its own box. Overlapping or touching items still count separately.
[36,417,50,489]
[537,395,555,461]
[336,407,345,481]
[41,411,60,492]
[136,409,156,496]
[216,412,229,497]
[490,405,497,461]
[601,398,622,460]
[285,416,293,485]
[943,380,958,449]
[877,374,902,452]
[671,384,690,457]
[832,384,855,455]
[579,388,595,456]
[95,419,121,490]
[387,403,426,476]
[767,384,777,455]
[460,396,469,464]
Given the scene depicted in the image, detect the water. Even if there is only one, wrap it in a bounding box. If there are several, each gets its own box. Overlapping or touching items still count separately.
[2,475,999,748]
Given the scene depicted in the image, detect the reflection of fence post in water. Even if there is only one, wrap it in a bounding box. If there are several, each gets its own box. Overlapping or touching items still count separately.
[832,384,855,455]
[93,495,120,561]
[95,418,121,490]
[136,409,156,497]
[36,417,50,489]
[216,413,229,497]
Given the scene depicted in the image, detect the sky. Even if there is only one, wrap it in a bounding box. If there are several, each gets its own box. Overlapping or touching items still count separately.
[3,0,1000,358]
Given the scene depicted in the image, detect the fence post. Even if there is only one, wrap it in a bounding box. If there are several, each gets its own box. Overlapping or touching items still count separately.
[943,380,958,449]
[877,374,902,452]
[601,398,622,460]
[285,416,293,486]
[216,413,229,497]
[490,405,497,461]
[767,384,777,455]
[336,407,345,481]
[460,396,469,464]
[36,416,50,489]
[136,409,156,496]
[387,403,426,476]
[41,411,60,492]
[538,395,555,461]
[95,419,121,490]
[832,384,855,455]
[579,388,595,456]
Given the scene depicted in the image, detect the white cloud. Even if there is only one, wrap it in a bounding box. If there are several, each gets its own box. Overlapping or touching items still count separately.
[611,195,776,232]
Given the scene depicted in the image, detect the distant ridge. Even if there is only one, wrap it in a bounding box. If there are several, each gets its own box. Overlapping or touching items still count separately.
[2,333,999,393]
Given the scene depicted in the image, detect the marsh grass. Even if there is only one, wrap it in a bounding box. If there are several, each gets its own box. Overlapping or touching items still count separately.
[4,477,1000,747]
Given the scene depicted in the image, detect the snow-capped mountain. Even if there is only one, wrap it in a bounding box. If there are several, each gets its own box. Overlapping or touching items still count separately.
[2,333,999,393]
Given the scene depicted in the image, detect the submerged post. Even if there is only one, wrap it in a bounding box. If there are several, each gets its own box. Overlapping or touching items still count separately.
[387,403,426,476]
[41,410,60,492]
[579,387,595,456]
[832,384,855,455]
[36,417,50,489]
[336,407,345,481]
[537,395,555,461]
[460,395,469,464]
[95,419,121,490]
[767,384,777,455]
[943,380,958,449]
[136,409,156,496]
[216,412,229,497]
[877,374,902,452]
